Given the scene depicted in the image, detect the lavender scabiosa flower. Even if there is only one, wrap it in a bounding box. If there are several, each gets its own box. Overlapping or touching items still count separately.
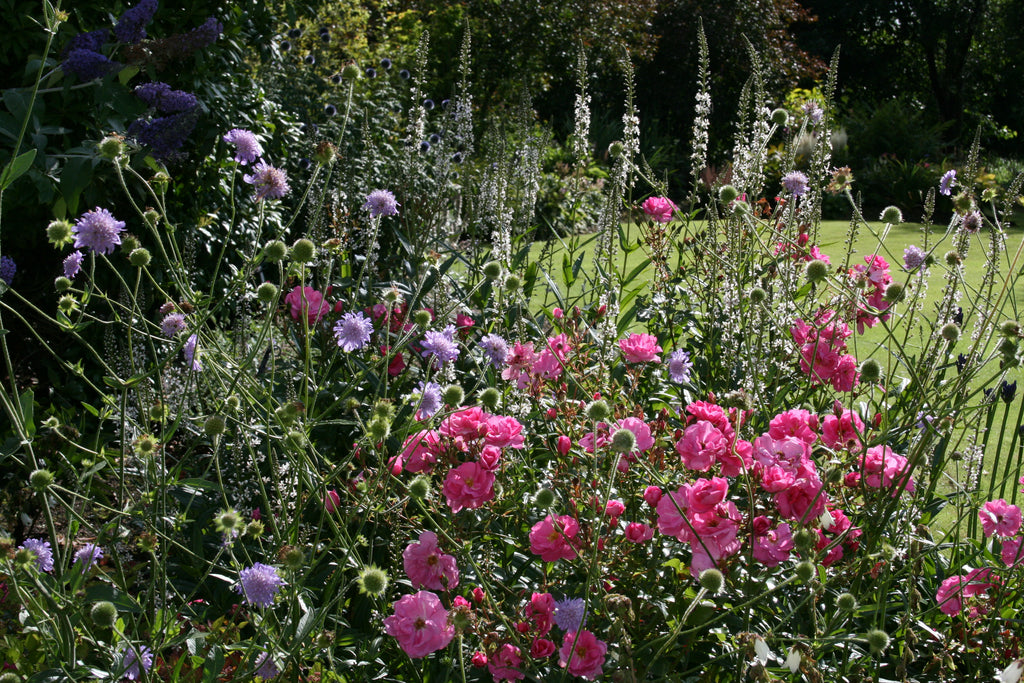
[903,245,927,271]
[114,0,159,44]
[183,333,202,370]
[73,208,125,255]
[802,101,823,124]
[64,251,85,279]
[781,171,809,197]
[74,543,104,570]
[255,652,280,679]
[0,256,16,285]
[414,381,443,419]
[668,349,693,384]
[333,311,373,352]
[362,189,400,218]
[161,312,187,337]
[235,563,285,608]
[20,538,54,572]
[939,169,956,196]
[421,325,460,367]
[553,597,587,632]
[119,644,154,681]
[244,162,290,201]
[223,128,263,165]
[479,333,509,368]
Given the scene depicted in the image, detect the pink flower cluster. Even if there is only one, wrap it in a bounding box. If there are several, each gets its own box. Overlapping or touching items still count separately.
[619,333,662,364]
[791,310,859,392]
[529,514,580,562]
[393,407,525,513]
[979,498,1024,568]
[559,630,607,679]
[855,445,915,494]
[403,531,459,591]
[850,255,893,333]
[673,400,752,476]
[383,590,455,658]
[501,334,571,390]
[284,285,336,326]
[936,568,998,616]
[641,196,678,223]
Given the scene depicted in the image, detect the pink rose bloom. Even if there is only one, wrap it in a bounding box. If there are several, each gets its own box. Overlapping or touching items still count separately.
[285,286,331,325]
[675,421,728,471]
[532,334,571,380]
[768,409,819,446]
[775,473,827,522]
[488,643,525,681]
[624,522,654,544]
[383,590,455,658]
[641,196,678,223]
[1002,537,1024,567]
[821,409,865,452]
[529,514,579,562]
[557,435,572,456]
[656,486,694,542]
[830,354,860,392]
[443,461,496,513]
[684,401,734,436]
[558,630,608,680]
[478,445,502,471]
[527,592,556,635]
[717,438,753,478]
[472,651,488,668]
[687,477,729,513]
[618,333,662,363]
[688,501,742,574]
[643,485,663,507]
[440,406,488,446]
[751,517,793,567]
[484,415,526,449]
[578,423,610,453]
[615,417,655,451]
[752,435,808,471]
[936,568,997,616]
[403,531,460,591]
[400,430,442,474]
[324,489,340,513]
[816,507,861,566]
[604,499,625,517]
[859,445,914,494]
[979,499,1023,538]
[530,637,556,659]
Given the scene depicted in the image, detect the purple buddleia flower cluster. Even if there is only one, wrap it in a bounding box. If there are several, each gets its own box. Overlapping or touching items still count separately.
[114,0,159,44]
[129,81,201,160]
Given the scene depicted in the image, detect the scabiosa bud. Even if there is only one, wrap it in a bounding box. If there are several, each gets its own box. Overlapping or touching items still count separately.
[408,475,431,500]
[204,415,227,437]
[257,282,278,304]
[793,528,818,553]
[367,418,390,442]
[880,206,903,224]
[866,629,890,655]
[479,387,500,410]
[482,261,502,280]
[314,141,336,165]
[962,210,983,233]
[748,286,767,303]
[534,488,556,508]
[54,276,72,291]
[442,384,464,407]
[91,600,118,627]
[58,294,78,315]
[215,508,241,536]
[290,238,316,263]
[699,568,725,594]
[805,259,828,283]
[859,358,882,383]
[884,281,905,303]
[129,248,151,267]
[357,565,389,596]
[940,322,960,343]
[98,135,125,160]
[718,185,739,204]
[46,219,75,247]
[795,560,816,582]
[504,274,522,291]
[413,309,432,327]
[610,428,636,453]
[29,468,54,491]
[263,240,287,262]
[770,108,789,126]
[586,399,611,421]
[280,546,305,571]
[837,593,857,611]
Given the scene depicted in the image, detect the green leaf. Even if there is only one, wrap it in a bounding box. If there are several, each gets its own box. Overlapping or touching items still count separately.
[0,148,36,190]
[202,645,224,683]
[18,389,34,438]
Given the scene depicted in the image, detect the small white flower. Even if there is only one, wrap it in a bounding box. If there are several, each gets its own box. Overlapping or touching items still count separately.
[1000,660,1024,683]
[753,636,771,665]
[785,647,802,673]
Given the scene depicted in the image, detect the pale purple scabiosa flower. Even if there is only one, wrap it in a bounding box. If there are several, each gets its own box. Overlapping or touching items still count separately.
[333,311,373,352]
[479,333,509,368]
[184,333,202,370]
[119,644,154,681]
[244,162,290,201]
[668,349,693,384]
[0,255,16,285]
[362,189,400,218]
[73,208,125,255]
[161,312,187,337]
[802,101,823,124]
[414,381,443,419]
[64,251,85,279]
[255,652,280,679]
[781,171,809,197]
[74,543,103,570]
[903,245,927,271]
[20,538,54,572]
[553,597,586,632]
[421,325,460,366]
[223,128,263,165]
[236,563,285,608]
[940,169,956,196]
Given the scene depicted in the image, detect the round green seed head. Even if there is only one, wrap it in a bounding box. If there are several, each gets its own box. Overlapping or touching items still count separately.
[245,520,265,538]
[98,135,124,160]
[770,108,789,126]
[795,560,816,582]
[442,385,465,407]
[0,672,21,683]
[699,568,725,593]
[866,628,890,654]
[204,415,227,437]
[837,592,857,612]
[1000,320,1021,338]
[341,63,361,79]
[940,322,960,343]
[91,600,118,628]
[884,281,905,303]
[610,428,637,453]
[748,287,767,304]
[264,240,288,262]
[408,475,430,500]
[719,185,739,204]
[534,488,556,508]
[366,418,390,443]
[314,141,337,165]
[372,400,396,421]
[257,282,278,304]
[879,205,903,225]
[46,220,74,247]
[128,248,151,267]
[585,399,611,421]
[58,294,77,314]
[54,276,73,292]
[413,309,432,327]
[504,274,522,291]
[482,261,502,280]
[859,358,882,383]
[281,546,305,571]
[215,509,241,533]
[805,259,828,283]
[286,430,306,449]
[29,468,54,492]
[952,192,973,215]
[793,528,819,552]
[290,238,316,263]
[357,565,389,597]
[121,234,141,253]
[479,387,500,410]
[607,140,625,158]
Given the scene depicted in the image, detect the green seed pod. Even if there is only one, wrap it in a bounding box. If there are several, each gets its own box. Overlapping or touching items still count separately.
[944,250,961,266]
[129,248,152,267]
[204,415,227,437]
[91,600,118,628]
[999,338,1020,356]
[366,418,390,443]
[264,240,288,262]
[883,281,905,303]
[442,385,465,407]
[748,287,767,304]
[98,135,124,160]
[859,358,882,383]
[357,565,389,596]
[257,282,278,304]
[46,220,74,247]
[505,274,522,291]
[285,430,306,449]
[479,387,500,410]
[607,140,625,158]
[586,400,611,421]
[793,528,819,553]
[879,206,903,225]
[413,309,432,327]
[290,238,316,263]
[866,628,890,655]
[837,592,857,612]
[805,259,828,283]
[770,108,789,127]
[245,520,265,538]
[699,568,725,594]
[999,320,1021,338]
[341,63,362,80]
[719,185,739,204]
[121,234,141,253]
[610,428,637,453]
[940,322,960,343]
[534,488,556,508]
[408,476,430,500]
[795,560,816,582]
[29,468,54,492]
[54,276,73,292]
[482,261,502,281]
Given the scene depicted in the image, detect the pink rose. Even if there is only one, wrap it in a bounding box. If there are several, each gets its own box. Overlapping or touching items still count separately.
[641,196,678,223]
[530,637,556,659]
[440,406,489,446]
[442,461,496,513]
[558,630,607,679]
[687,477,729,513]
[618,333,662,364]
[751,517,793,567]
[675,421,727,471]
[615,417,655,451]
[284,286,331,325]
[605,499,625,518]
[324,489,340,513]
[488,643,525,681]
[821,409,865,451]
[529,514,579,562]
[980,499,1023,538]
[484,415,526,449]
[1002,537,1024,567]
[624,522,654,544]
[643,485,663,507]
[527,592,556,635]
[768,409,819,445]
[403,531,459,591]
[656,486,694,543]
[557,435,572,456]
[400,430,441,474]
[935,568,997,616]
[383,590,455,658]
